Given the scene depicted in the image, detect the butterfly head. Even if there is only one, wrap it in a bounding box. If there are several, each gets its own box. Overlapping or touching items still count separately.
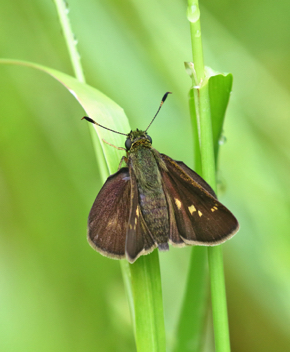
[82,92,170,153]
[125,129,152,151]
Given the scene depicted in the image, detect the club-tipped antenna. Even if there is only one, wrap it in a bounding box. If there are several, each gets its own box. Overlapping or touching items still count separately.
[145,92,172,132]
[81,116,127,136]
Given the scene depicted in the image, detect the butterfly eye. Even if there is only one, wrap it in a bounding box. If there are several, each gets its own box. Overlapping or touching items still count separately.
[125,138,132,150]
[147,135,152,144]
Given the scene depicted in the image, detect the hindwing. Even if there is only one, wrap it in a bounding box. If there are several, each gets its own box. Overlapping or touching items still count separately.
[125,166,157,263]
[87,168,131,259]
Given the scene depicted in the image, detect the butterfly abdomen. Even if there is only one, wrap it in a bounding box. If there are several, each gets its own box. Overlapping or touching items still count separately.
[130,147,169,250]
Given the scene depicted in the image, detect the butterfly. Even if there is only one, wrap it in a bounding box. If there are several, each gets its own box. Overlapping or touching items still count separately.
[82,92,239,263]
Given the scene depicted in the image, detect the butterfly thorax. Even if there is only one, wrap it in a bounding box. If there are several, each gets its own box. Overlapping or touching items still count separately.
[128,132,169,249]
[127,129,150,151]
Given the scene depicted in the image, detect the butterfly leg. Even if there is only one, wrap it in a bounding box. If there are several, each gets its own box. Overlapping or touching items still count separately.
[102,139,128,170]
[118,156,128,170]
[102,138,126,151]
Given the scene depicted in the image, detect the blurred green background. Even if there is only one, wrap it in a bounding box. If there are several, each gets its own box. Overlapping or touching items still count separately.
[1,0,290,351]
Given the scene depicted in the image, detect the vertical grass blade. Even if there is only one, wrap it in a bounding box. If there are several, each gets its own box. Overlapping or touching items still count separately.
[173,247,208,352]
[130,251,166,352]
[208,246,231,351]
[176,1,233,351]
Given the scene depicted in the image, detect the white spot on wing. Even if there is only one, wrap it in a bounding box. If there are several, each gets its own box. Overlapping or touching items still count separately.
[174,198,182,210]
[198,210,203,217]
[188,205,196,214]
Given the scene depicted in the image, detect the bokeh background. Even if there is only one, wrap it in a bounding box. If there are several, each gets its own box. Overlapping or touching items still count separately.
[1,0,290,351]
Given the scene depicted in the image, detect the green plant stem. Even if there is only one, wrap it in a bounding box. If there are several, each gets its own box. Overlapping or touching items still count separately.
[121,254,166,352]
[208,246,230,351]
[120,261,135,334]
[187,1,231,351]
[187,1,204,84]
[53,0,85,83]
[130,251,166,352]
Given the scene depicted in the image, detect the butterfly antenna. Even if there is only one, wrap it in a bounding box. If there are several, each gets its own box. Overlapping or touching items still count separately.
[145,92,172,132]
[82,116,127,136]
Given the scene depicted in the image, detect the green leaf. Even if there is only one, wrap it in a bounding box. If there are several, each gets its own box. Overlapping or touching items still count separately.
[0,59,130,175]
[207,72,233,162]
[185,63,233,165]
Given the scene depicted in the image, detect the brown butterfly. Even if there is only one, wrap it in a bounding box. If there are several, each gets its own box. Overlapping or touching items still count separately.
[82,92,239,263]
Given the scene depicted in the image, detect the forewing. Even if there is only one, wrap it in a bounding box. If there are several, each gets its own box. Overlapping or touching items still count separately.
[88,167,131,259]
[175,160,216,197]
[161,154,239,245]
[125,167,156,263]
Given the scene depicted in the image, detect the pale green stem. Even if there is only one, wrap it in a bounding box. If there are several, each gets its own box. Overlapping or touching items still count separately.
[130,251,166,352]
[53,0,85,83]
[187,1,231,351]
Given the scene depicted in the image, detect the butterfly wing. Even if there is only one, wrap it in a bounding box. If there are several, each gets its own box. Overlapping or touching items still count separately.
[160,154,239,245]
[87,168,131,259]
[175,161,216,198]
[125,167,157,263]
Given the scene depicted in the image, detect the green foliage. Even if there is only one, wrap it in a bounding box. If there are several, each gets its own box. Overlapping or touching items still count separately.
[1,1,290,352]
